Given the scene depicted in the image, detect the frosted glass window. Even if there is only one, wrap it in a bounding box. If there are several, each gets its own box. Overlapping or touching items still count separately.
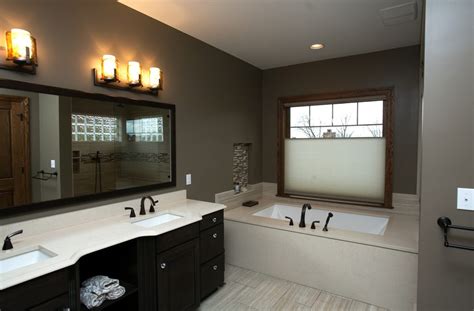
[284,138,386,202]
[310,104,332,126]
[72,114,120,142]
[126,117,164,142]
[290,106,310,127]
[333,102,357,125]
[358,101,383,124]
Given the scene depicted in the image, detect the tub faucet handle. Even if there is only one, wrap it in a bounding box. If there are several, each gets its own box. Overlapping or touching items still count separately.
[311,220,320,230]
[285,216,294,226]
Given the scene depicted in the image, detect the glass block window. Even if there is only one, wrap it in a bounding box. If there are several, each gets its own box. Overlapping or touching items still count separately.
[71,114,120,142]
[126,117,164,142]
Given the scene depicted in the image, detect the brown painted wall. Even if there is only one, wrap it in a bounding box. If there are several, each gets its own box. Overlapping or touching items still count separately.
[418,0,474,309]
[262,46,421,194]
[0,0,262,208]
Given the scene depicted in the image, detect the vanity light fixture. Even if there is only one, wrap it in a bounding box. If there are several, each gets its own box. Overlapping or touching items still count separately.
[101,55,118,82]
[0,28,38,74]
[93,56,163,96]
[149,67,163,92]
[127,61,142,87]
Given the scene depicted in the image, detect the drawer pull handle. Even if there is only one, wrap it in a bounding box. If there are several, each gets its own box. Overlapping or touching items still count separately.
[213,265,218,271]
[212,217,217,223]
[161,263,167,269]
[212,233,218,239]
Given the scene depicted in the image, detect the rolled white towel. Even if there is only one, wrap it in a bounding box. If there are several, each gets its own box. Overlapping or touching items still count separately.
[106,285,126,300]
[80,288,106,310]
[82,275,120,295]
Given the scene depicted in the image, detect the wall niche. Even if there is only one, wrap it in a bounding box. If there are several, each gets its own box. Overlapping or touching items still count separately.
[233,143,251,190]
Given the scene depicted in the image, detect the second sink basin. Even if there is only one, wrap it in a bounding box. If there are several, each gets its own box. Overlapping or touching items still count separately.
[0,248,56,274]
[133,213,182,228]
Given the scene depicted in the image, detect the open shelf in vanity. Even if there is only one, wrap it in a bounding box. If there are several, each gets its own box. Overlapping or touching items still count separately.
[76,240,139,311]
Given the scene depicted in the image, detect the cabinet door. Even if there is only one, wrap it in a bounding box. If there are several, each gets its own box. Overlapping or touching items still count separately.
[157,239,200,311]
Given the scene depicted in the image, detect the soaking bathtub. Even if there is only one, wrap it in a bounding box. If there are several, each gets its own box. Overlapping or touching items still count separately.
[253,204,389,235]
[224,200,419,310]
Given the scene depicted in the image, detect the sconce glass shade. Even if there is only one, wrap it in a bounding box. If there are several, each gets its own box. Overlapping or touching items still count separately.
[128,61,141,86]
[101,55,117,82]
[6,28,36,65]
[149,67,161,89]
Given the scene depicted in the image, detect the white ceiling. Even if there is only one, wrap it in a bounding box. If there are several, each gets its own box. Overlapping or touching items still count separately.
[118,0,422,69]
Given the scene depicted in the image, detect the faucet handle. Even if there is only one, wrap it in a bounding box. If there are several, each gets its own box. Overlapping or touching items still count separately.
[285,216,294,226]
[150,197,158,213]
[7,230,23,239]
[125,207,136,218]
[3,230,23,251]
[311,220,320,230]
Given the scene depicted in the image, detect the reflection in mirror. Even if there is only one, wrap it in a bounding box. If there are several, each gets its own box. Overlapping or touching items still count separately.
[0,88,173,209]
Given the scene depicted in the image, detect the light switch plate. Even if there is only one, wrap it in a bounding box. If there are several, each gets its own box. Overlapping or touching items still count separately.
[186,174,192,186]
[457,188,474,211]
[50,160,56,169]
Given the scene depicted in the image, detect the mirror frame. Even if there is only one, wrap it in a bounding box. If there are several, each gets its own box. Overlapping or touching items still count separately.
[0,78,176,218]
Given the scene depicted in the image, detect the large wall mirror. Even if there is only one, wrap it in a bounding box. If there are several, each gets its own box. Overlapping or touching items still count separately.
[0,80,176,217]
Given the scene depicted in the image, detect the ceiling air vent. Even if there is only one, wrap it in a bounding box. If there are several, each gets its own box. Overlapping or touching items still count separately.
[380,2,418,26]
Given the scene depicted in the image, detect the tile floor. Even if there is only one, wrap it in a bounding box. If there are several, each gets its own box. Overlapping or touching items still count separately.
[199,264,388,311]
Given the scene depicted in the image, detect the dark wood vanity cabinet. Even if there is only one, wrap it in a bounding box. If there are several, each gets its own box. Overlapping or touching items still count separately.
[1,210,225,311]
[199,210,225,299]
[0,268,74,311]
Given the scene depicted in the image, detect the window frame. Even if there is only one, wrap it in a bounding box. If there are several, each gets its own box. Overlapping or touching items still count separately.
[277,88,394,208]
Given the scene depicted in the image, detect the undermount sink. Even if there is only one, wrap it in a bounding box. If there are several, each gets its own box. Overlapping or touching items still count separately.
[132,213,182,228]
[0,248,56,274]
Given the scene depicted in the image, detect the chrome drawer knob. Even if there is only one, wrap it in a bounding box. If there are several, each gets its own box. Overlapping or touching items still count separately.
[213,265,218,271]
[212,233,218,239]
[161,263,167,269]
[212,217,217,223]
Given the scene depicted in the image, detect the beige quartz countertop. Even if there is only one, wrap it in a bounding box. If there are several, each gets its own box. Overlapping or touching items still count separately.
[224,197,418,254]
[0,199,225,290]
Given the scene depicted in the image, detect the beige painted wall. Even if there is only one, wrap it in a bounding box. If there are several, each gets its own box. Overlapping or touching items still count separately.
[0,0,262,217]
[262,46,421,194]
[418,0,474,309]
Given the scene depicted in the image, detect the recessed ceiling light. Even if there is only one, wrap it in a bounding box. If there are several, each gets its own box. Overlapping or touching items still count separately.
[310,43,325,50]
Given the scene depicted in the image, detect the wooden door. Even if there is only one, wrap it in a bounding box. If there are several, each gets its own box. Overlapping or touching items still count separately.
[0,95,30,208]
[157,239,200,311]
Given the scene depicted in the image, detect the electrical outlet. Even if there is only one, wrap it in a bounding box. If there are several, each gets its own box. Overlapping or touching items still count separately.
[50,160,56,169]
[186,174,192,186]
[457,188,474,211]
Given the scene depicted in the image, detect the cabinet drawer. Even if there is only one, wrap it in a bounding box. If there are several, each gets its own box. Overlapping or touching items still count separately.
[200,210,223,231]
[200,224,224,263]
[156,223,199,253]
[0,269,69,310]
[200,253,225,299]
[28,293,70,311]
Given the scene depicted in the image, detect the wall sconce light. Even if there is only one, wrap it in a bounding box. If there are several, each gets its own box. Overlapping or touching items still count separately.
[128,61,141,87]
[101,55,118,82]
[0,28,38,74]
[93,55,163,97]
[149,67,163,92]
